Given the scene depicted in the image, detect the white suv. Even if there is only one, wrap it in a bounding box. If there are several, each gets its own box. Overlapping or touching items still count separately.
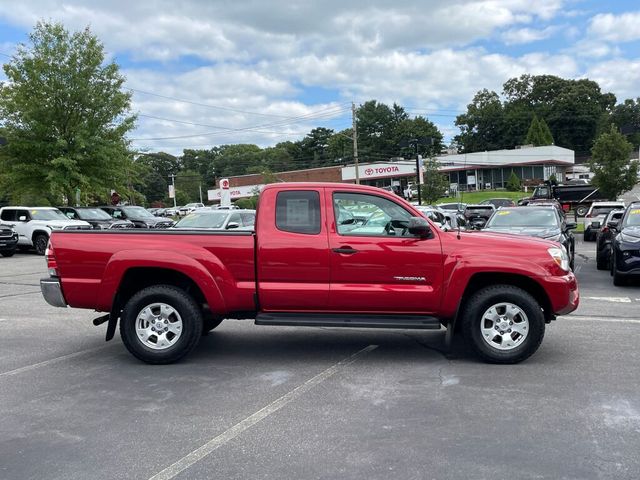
[0,207,92,255]
[178,203,205,216]
[583,201,626,241]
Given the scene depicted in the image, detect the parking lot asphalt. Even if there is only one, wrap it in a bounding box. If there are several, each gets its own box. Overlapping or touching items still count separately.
[1,237,639,480]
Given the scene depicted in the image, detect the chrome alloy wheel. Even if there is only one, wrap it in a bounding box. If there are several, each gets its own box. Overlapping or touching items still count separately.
[135,303,183,350]
[480,302,529,351]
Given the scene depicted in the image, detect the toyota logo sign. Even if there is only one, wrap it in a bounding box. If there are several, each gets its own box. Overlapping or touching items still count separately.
[364,168,374,176]
[220,178,230,190]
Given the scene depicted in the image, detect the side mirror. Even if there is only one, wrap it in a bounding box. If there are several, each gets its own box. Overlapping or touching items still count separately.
[565,222,577,230]
[408,216,431,237]
[18,215,27,222]
[226,222,240,229]
[590,221,601,229]
[607,220,619,230]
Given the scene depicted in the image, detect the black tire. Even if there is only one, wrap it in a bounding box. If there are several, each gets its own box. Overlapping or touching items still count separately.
[120,285,203,364]
[461,285,545,364]
[575,205,588,217]
[596,250,608,270]
[33,233,48,255]
[584,230,594,242]
[612,256,626,286]
[1,251,15,257]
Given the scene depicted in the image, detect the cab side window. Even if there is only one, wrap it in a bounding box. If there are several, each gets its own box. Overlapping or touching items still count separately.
[17,210,30,221]
[0,209,16,222]
[276,191,321,235]
[333,192,412,236]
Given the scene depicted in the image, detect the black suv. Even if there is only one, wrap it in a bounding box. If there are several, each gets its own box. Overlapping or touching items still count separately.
[0,224,19,257]
[610,202,640,286]
[483,206,577,270]
[58,207,134,230]
[99,206,174,229]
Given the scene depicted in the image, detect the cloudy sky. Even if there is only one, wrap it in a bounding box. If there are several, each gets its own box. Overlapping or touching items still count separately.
[0,0,639,154]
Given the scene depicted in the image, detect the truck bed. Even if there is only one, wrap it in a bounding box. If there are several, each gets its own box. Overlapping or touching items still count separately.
[50,230,256,314]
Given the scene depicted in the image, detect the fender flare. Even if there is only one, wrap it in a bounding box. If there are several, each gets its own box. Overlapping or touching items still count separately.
[97,248,230,316]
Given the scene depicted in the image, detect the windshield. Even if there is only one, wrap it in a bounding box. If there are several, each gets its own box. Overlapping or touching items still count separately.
[623,207,640,227]
[486,209,559,228]
[174,211,229,228]
[76,208,112,220]
[31,209,69,221]
[532,186,549,199]
[123,206,156,219]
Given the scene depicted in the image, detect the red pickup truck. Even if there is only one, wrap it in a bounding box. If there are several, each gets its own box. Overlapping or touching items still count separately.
[40,183,579,364]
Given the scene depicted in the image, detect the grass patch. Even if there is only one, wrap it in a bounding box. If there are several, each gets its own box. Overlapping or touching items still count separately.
[434,190,527,205]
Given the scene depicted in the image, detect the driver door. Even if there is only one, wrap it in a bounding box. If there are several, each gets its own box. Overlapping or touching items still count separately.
[327,190,444,314]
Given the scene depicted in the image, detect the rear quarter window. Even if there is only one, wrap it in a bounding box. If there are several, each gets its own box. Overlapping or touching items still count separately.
[276,191,321,235]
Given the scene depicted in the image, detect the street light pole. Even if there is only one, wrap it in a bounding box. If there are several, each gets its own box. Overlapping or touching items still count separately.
[415,142,422,206]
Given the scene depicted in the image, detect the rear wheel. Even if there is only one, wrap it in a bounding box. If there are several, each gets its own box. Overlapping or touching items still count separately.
[120,285,203,364]
[575,205,588,217]
[33,233,48,255]
[461,285,545,364]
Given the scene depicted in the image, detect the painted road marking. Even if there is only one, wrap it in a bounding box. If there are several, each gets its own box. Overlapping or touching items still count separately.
[148,344,379,480]
[583,296,632,303]
[563,315,640,324]
[0,345,112,378]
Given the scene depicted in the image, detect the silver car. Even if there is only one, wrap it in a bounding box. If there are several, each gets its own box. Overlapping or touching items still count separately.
[172,209,256,230]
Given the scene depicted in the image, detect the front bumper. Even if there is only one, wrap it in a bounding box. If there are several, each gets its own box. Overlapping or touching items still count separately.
[40,277,68,308]
[540,272,579,316]
[0,235,18,251]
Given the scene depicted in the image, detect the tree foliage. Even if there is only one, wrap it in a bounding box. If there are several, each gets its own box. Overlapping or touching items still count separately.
[455,75,616,155]
[420,157,449,204]
[0,21,136,204]
[525,114,554,146]
[506,171,521,191]
[589,126,638,200]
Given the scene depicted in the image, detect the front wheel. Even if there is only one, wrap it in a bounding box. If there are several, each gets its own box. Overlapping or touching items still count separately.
[1,251,15,257]
[612,256,626,287]
[461,285,545,364]
[120,285,203,364]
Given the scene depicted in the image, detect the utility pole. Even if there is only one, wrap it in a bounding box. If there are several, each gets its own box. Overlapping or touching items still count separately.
[415,142,422,206]
[352,102,359,184]
[171,174,177,208]
[199,183,203,204]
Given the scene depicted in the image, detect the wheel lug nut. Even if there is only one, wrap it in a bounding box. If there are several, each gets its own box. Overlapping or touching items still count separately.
[151,327,155,332]
[509,321,513,325]
[508,329,512,333]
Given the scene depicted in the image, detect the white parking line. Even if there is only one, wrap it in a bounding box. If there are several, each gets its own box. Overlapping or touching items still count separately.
[563,315,640,324]
[583,296,632,303]
[148,344,379,480]
[0,345,112,378]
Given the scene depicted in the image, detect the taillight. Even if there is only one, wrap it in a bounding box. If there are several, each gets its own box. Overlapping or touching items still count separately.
[45,240,58,277]
[586,213,591,218]
[601,227,609,233]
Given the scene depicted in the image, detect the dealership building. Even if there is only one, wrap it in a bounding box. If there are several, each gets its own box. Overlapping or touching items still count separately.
[208,145,575,202]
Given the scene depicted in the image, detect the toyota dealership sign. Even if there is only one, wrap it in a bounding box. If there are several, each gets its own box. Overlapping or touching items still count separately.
[341,162,418,181]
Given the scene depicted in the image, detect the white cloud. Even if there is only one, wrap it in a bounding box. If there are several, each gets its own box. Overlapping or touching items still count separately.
[588,11,640,43]
[501,26,560,45]
[585,58,640,101]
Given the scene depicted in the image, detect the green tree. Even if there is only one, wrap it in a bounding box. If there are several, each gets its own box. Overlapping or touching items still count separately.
[525,114,554,146]
[181,149,217,186]
[589,126,639,199]
[455,89,506,153]
[420,157,449,204]
[174,169,203,203]
[0,22,136,204]
[506,171,521,191]
[609,98,640,149]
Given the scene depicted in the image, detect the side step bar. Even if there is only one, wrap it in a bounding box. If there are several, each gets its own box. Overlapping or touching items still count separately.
[255,312,441,330]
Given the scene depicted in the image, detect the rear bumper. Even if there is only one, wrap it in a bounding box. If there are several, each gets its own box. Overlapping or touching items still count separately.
[540,272,579,316]
[40,277,68,308]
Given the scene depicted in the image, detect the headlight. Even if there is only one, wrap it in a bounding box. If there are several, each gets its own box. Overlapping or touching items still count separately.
[619,232,640,243]
[548,246,570,272]
[49,225,64,230]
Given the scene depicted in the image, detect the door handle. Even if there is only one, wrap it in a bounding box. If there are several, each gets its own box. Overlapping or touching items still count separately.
[332,246,358,254]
